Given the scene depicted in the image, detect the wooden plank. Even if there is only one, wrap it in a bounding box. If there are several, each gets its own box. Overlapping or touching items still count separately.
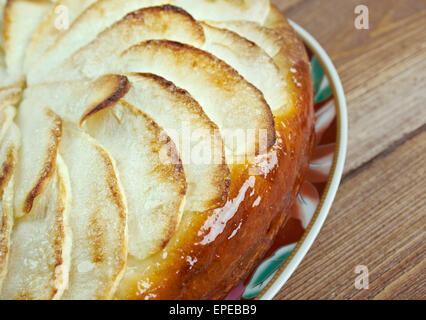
[275,0,426,174]
[275,130,425,300]
[271,0,304,11]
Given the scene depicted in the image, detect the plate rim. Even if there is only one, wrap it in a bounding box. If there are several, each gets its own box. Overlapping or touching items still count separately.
[258,20,348,300]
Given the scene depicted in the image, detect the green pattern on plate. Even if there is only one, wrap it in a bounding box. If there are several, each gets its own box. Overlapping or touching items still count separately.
[311,56,332,103]
[242,243,296,299]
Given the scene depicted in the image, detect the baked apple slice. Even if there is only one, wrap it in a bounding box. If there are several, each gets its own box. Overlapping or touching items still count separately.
[81,100,187,261]
[0,122,20,291]
[120,41,276,159]
[0,106,16,143]
[24,0,98,70]
[26,0,170,84]
[205,20,291,78]
[0,155,72,300]
[23,74,130,124]
[59,125,127,300]
[48,39,275,159]
[30,5,205,84]
[27,0,271,83]
[0,0,6,52]
[123,73,230,212]
[175,0,270,23]
[14,104,62,218]
[3,0,52,76]
[0,121,19,194]
[41,5,287,116]
[0,81,24,109]
[201,22,289,113]
[0,180,14,292]
[206,21,284,59]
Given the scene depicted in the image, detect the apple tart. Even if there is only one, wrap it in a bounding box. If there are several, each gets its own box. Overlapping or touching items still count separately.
[0,0,314,300]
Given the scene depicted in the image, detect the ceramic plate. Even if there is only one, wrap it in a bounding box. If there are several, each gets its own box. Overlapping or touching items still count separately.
[225,21,348,300]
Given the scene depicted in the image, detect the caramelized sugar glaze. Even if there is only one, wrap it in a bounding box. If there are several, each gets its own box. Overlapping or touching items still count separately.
[115,6,314,300]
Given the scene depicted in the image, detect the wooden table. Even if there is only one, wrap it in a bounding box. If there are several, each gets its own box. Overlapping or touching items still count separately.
[272,0,425,300]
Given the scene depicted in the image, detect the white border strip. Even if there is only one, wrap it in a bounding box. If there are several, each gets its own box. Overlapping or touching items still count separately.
[260,21,348,300]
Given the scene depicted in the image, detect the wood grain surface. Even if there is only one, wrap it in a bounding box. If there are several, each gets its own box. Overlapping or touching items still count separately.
[272,0,426,300]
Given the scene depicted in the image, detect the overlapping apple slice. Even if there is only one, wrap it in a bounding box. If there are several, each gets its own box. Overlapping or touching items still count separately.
[0,106,16,143]
[0,122,20,291]
[3,0,52,76]
[0,122,19,199]
[81,100,187,261]
[206,21,284,59]
[120,40,276,159]
[46,39,275,158]
[36,5,277,158]
[23,74,130,124]
[0,0,6,51]
[175,0,270,23]
[0,155,72,300]
[124,73,230,212]
[36,5,205,83]
[27,0,171,84]
[13,103,62,218]
[206,20,291,77]
[0,83,23,109]
[24,0,98,70]
[40,4,287,116]
[59,125,128,300]
[0,179,15,292]
[27,0,271,84]
[16,75,128,221]
[201,22,289,113]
